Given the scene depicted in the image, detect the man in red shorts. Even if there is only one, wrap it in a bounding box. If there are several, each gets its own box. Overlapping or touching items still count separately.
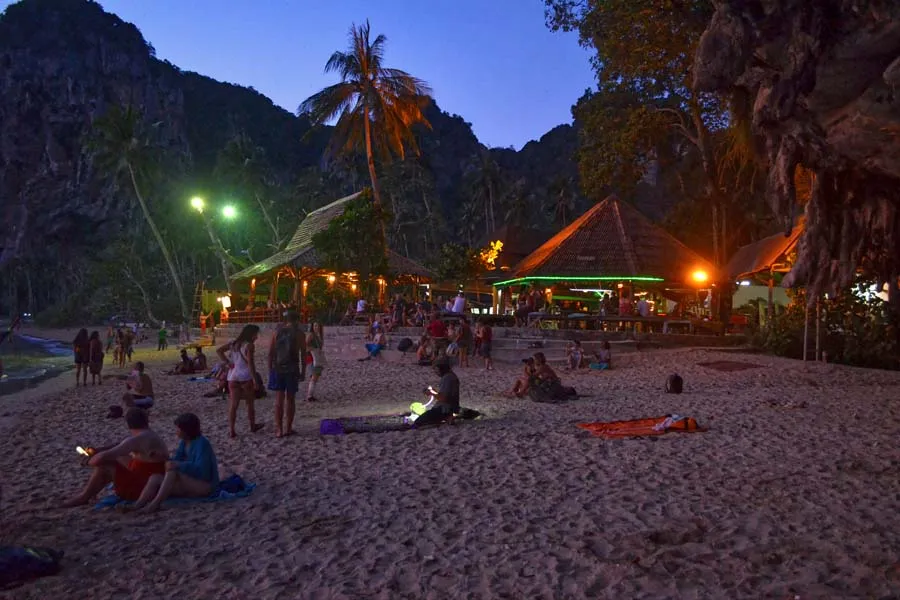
[62,408,168,507]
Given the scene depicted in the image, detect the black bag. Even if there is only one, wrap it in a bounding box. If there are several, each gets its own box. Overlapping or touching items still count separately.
[0,546,63,590]
[666,374,683,394]
[397,337,413,352]
[254,372,266,399]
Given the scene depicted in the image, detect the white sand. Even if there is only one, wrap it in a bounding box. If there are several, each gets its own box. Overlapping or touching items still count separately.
[3,336,900,599]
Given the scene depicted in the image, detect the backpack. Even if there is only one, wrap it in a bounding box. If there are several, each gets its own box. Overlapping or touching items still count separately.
[0,546,63,590]
[273,325,298,374]
[397,337,413,352]
[666,374,683,394]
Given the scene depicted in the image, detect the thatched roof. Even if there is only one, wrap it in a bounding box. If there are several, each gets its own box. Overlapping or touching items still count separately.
[507,195,717,283]
[232,191,431,280]
[726,220,804,280]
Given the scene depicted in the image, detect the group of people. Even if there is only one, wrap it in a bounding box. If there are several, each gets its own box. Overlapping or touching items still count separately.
[63,409,218,513]
[416,313,493,370]
[214,310,326,438]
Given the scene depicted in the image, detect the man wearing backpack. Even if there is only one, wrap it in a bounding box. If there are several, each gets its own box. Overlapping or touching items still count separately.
[267,310,307,438]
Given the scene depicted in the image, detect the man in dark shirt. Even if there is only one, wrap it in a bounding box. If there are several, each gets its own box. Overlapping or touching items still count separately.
[415,357,459,427]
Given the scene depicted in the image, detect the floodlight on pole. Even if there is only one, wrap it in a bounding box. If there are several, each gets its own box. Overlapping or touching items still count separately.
[221,205,237,220]
[190,196,205,213]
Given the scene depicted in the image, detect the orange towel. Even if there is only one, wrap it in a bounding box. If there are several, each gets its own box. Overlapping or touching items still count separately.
[577,415,704,439]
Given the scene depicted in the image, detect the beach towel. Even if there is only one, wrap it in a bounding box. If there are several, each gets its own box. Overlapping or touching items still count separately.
[188,376,216,382]
[0,546,63,590]
[93,475,256,510]
[577,415,704,439]
[321,408,482,435]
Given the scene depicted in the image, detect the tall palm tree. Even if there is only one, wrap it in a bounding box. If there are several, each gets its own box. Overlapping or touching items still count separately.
[299,20,433,240]
[91,105,190,324]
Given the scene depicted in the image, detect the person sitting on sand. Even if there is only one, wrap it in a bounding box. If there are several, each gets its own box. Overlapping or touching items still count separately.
[202,361,229,398]
[192,347,207,372]
[415,357,460,427]
[167,348,194,375]
[416,334,435,365]
[123,361,154,409]
[62,408,167,507]
[359,322,386,361]
[566,340,584,370]
[505,356,537,398]
[129,413,219,513]
[589,341,612,370]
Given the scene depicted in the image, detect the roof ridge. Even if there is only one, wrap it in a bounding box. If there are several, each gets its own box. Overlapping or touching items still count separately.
[611,198,639,274]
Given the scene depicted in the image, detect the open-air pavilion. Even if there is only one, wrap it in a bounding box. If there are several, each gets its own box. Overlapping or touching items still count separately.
[492,194,720,331]
[229,192,431,322]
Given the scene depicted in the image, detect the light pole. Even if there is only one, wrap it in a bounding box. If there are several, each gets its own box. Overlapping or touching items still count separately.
[191,197,237,295]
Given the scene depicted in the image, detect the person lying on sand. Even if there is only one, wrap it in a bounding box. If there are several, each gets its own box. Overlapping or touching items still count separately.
[127,413,219,513]
[504,357,536,398]
[122,361,154,409]
[414,357,460,427]
[62,408,167,507]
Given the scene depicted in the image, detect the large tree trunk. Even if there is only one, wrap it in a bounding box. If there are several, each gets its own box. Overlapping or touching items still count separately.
[202,215,234,295]
[122,267,160,326]
[254,191,280,247]
[689,98,724,267]
[362,106,388,244]
[127,164,190,324]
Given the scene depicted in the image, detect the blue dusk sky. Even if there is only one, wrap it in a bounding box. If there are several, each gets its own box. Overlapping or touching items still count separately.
[1,0,597,149]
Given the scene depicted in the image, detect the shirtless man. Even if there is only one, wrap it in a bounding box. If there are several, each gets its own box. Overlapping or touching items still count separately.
[122,361,154,409]
[61,408,168,507]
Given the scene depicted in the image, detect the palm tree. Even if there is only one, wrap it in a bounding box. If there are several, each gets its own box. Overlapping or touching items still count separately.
[465,150,503,236]
[299,20,433,240]
[91,105,190,324]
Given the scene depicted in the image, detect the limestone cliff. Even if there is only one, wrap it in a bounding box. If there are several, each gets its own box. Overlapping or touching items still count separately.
[693,0,900,296]
[0,0,189,272]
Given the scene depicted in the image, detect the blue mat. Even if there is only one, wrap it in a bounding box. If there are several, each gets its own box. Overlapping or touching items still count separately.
[188,376,215,382]
[93,475,256,510]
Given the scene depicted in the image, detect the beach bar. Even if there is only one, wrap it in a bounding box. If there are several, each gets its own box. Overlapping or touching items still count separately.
[492,195,721,332]
[230,192,431,322]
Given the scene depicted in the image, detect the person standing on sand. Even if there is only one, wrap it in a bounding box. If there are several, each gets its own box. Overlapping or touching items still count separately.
[88,331,104,385]
[218,324,263,438]
[476,319,493,371]
[72,328,89,387]
[62,408,167,507]
[306,321,326,403]
[130,413,219,513]
[157,326,168,351]
[105,325,115,353]
[267,311,306,438]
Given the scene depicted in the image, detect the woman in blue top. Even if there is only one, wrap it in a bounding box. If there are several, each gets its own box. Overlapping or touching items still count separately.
[134,413,219,513]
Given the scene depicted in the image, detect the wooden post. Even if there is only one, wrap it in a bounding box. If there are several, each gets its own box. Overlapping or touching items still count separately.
[249,278,257,308]
[301,279,308,322]
[766,268,775,328]
[816,298,822,361]
[293,277,301,306]
[803,297,809,362]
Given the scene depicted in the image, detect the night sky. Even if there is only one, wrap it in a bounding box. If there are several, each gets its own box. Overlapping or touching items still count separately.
[0,0,596,149]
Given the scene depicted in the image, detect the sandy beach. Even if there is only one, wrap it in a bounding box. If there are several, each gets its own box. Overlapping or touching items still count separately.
[2,333,900,599]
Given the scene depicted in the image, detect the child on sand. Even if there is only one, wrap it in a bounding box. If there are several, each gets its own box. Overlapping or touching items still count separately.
[589,341,612,370]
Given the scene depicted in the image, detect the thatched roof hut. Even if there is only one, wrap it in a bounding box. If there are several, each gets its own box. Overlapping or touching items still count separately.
[232,192,431,281]
[496,195,717,287]
[726,220,804,281]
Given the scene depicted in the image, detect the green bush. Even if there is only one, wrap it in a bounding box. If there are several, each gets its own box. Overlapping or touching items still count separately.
[751,283,900,369]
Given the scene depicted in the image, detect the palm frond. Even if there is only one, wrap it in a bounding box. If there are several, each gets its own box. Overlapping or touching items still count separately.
[298,82,359,123]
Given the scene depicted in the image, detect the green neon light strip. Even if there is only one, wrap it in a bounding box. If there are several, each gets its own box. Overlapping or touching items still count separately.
[494,275,664,287]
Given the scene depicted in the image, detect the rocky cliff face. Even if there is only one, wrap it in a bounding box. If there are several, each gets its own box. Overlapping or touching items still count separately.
[693,0,900,295]
[0,0,189,273]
